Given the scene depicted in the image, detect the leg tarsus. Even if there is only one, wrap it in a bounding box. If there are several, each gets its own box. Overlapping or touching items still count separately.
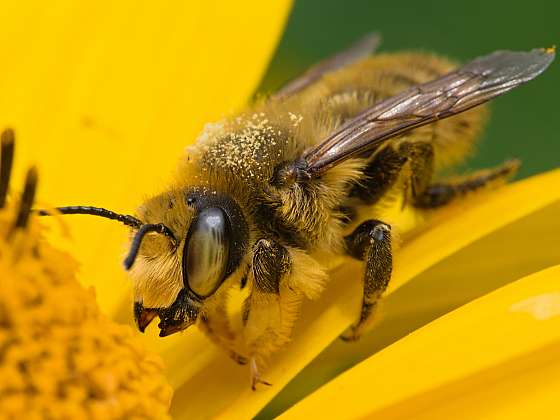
[250,358,272,391]
[340,301,381,342]
[414,159,520,209]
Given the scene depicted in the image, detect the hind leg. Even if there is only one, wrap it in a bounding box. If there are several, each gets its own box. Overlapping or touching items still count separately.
[350,140,434,205]
[413,159,520,209]
[351,139,518,209]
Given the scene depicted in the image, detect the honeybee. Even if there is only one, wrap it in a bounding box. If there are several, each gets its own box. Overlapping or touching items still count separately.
[37,34,554,388]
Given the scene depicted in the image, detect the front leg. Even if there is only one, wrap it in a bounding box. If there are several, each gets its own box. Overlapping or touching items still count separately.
[243,238,293,390]
[342,219,392,341]
[198,301,248,365]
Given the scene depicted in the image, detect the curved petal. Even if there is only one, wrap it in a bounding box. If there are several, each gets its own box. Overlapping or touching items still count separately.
[264,192,560,416]
[167,170,560,419]
[281,264,560,419]
[0,0,292,314]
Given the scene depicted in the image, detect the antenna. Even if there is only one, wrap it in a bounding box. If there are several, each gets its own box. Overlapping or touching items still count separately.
[37,207,177,269]
[14,167,38,230]
[3,128,177,269]
[123,223,176,270]
[0,128,15,208]
[37,206,143,228]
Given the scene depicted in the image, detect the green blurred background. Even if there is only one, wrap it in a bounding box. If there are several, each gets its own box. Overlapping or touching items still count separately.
[260,0,559,179]
[257,1,558,417]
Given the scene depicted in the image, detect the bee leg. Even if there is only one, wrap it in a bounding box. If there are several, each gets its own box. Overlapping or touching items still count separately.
[198,301,248,365]
[250,357,272,391]
[243,238,292,390]
[351,141,434,205]
[413,159,520,208]
[341,219,392,342]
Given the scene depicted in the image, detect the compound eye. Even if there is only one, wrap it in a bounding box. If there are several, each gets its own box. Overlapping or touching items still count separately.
[184,207,230,297]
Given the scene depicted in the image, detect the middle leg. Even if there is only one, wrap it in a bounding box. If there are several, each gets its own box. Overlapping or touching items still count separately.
[342,219,392,341]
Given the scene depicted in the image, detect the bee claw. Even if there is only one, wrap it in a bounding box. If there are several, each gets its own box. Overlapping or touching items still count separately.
[340,325,361,342]
[251,378,272,391]
[250,358,272,391]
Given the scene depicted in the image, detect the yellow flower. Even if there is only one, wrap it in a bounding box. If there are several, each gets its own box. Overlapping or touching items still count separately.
[1,1,559,420]
[0,134,172,418]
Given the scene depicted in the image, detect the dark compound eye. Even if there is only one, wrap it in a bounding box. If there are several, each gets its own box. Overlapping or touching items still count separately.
[184,207,230,297]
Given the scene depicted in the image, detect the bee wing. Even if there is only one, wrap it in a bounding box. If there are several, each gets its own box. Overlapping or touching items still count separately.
[273,32,381,100]
[302,48,555,177]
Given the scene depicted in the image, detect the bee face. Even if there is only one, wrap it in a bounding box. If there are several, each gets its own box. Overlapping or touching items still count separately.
[131,188,249,335]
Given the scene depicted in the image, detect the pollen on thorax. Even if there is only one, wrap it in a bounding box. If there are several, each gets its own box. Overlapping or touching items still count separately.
[197,113,285,182]
[288,112,303,127]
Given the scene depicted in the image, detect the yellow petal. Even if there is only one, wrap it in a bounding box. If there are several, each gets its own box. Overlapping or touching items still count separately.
[265,177,560,416]
[166,170,560,419]
[0,0,292,315]
[281,264,560,420]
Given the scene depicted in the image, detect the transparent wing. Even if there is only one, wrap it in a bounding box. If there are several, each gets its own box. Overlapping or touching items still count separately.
[301,48,555,177]
[273,32,381,100]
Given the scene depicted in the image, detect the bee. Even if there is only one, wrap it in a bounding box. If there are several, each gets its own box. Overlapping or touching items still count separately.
[37,34,554,389]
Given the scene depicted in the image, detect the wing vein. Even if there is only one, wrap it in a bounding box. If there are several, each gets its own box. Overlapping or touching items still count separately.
[300,48,555,176]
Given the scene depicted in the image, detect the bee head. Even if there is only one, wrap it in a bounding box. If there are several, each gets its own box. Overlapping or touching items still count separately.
[39,187,249,337]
